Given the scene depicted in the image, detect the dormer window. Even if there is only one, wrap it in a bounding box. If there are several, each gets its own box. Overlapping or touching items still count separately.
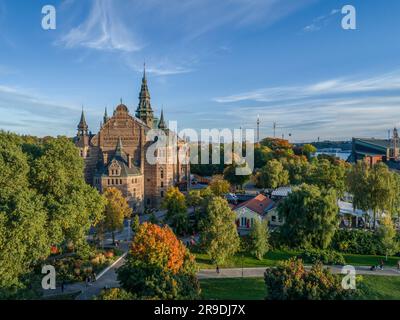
[108,160,121,177]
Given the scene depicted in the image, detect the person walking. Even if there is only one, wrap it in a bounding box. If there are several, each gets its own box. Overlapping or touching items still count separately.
[379,259,384,270]
[61,281,65,293]
[397,260,400,270]
[216,265,220,274]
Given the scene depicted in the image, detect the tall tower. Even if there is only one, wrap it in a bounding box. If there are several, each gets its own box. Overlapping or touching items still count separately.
[256,115,260,144]
[77,109,89,136]
[392,127,399,160]
[135,64,154,127]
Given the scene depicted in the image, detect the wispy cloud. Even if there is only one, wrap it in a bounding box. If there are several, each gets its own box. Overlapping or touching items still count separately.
[212,70,400,141]
[303,8,340,32]
[58,0,142,52]
[56,0,313,76]
[214,71,400,103]
[0,84,91,136]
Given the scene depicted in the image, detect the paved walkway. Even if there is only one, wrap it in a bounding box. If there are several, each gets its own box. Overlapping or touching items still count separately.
[197,265,400,279]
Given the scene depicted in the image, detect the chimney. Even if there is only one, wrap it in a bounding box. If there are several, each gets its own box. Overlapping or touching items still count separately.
[127,154,132,168]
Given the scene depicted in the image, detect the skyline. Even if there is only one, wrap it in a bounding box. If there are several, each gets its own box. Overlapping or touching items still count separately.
[1,0,400,141]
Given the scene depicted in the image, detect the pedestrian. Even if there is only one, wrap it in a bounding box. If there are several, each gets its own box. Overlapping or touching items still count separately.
[216,265,220,274]
[85,276,90,287]
[92,272,97,282]
[379,259,384,270]
[61,281,65,293]
[397,260,400,270]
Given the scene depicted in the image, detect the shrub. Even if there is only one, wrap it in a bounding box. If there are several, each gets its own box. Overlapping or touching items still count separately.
[265,258,359,300]
[96,288,136,300]
[301,249,345,265]
[331,229,380,255]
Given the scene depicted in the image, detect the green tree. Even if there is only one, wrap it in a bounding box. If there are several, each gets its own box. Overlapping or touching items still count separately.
[162,187,189,235]
[31,137,105,253]
[131,214,140,235]
[148,211,159,224]
[367,163,395,229]
[278,184,339,249]
[346,160,370,218]
[249,220,270,260]
[0,133,50,293]
[281,157,311,185]
[377,216,399,260]
[256,159,289,189]
[101,187,131,245]
[302,144,317,160]
[209,175,231,196]
[186,190,203,212]
[254,145,272,169]
[200,197,240,266]
[307,159,347,196]
[223,163,251,190]
[347,162,396,229]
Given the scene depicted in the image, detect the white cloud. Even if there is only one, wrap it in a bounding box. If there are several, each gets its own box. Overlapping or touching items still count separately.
[214,71,400,103]
[58,0,142,52]
[212,71,400,141]
[303,8,340,32]
[0,84,89,137]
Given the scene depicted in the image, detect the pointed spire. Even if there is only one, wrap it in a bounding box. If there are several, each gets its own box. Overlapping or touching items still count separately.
[115,137,124,157]
[136,63,154,127]
[77,107,88,136]
[158,108,167,130]
[103,107,108,124]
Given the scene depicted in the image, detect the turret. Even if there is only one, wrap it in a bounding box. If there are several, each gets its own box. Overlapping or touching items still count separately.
[158,108,167,130]
[77,108,89,136]
[135,64,154,127]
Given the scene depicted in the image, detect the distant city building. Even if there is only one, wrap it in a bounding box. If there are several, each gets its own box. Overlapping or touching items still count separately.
[350,128,400,168]
[74,67,190,213]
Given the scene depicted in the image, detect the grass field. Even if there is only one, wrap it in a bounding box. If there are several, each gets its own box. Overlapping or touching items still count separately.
[200,276,400,300]
[195,250,400,269]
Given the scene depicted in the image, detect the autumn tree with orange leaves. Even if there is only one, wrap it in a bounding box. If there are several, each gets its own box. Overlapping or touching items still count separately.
[117,222,200,299]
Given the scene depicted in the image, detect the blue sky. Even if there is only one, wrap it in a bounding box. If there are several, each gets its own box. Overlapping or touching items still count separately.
[1,0,400,141]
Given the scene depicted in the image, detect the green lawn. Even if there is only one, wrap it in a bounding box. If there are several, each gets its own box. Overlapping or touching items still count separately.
[200,278,266,300]
[200,276,400,300]
[343,254,398,267]
[196,250,400,269]
[195,250,298,269]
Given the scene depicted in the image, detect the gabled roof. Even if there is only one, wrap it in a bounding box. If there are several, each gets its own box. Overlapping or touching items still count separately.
[271,186,292,197]
[234,194,275,215]
[95,137,141,177]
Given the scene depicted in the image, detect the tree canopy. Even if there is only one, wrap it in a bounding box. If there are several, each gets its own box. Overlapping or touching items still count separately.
[118,222,200,299]
[200,197,240,266]
[278,184,339,249]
